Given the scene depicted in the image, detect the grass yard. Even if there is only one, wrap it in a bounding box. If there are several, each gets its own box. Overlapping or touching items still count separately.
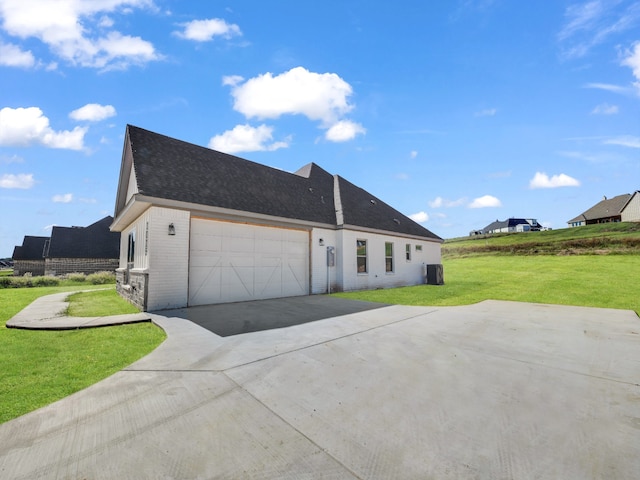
[0,286,165,424]
[66,289,141,316]
[334,255,640,315]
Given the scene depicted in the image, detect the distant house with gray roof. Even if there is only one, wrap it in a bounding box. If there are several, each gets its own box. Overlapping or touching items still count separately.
[111,125,443,311]
[567,193,638,227]
[473,218,542,236]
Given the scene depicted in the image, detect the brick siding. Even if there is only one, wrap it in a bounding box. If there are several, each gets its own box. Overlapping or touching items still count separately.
[13,260,45,276]
[45,258,119,276]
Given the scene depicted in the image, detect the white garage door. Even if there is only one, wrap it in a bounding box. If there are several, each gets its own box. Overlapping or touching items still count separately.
[189,219,309,306]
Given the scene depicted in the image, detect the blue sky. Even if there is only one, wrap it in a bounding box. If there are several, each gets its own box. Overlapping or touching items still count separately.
[1,0,639,256]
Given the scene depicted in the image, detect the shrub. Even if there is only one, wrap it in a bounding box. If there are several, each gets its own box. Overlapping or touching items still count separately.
[86,271,116,285]
[0,276,13,288]
[32,276,60,287]
[65,272,87,282]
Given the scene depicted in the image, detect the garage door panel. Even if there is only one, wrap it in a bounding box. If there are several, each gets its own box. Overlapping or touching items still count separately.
[189,219,309,306]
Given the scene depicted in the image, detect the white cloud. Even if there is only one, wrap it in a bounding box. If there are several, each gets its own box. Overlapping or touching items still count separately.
[0,0,160,70]
[0,153,24,163]
[208,124,289,153]
[0,41,34,67]
[227,66,354,125]
[558,1,640,59]
[621,40,640,88]
[410,150,418,159]
[174,18,241,42]
[474,108,497,117]
[428,196,466,208]
[0,173,34,188]
[584,82,633,94]
[469,195,502,208]
[529,172,581,189]
[409,211,429,223]
[325,120,365,142]
[591,103,618,114]
[395,173,410,180]
[603,135,640,148]
[69,103,116,122]
[52,193,73,203]
[222,75,244,86]
[0,106,86,150]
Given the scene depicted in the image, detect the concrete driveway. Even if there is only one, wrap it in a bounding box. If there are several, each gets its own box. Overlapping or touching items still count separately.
[158,295,388,336]
[1,299,639,479]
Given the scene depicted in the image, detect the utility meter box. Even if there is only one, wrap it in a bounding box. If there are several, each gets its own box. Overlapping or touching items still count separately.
[326,246,335,267]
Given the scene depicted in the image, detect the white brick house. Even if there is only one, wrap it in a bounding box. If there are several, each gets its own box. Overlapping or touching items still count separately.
[111,126,443,311]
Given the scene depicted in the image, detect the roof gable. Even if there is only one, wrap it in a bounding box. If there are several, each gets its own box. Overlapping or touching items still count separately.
[47,216,119,259]
[12,236,48,260]
[568,194,631,223]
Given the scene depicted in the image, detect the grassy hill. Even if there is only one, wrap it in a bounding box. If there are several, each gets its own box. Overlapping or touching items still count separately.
[443,222,640,258]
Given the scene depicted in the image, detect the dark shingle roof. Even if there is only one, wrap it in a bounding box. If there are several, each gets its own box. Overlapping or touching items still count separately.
[337,177,441,239]
[46,216,119,259]
[568,194,631,223]
[12,236,49,260]
[125,125,440,240]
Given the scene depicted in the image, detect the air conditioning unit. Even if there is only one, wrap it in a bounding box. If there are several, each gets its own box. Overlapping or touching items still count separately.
[426,264,444,285]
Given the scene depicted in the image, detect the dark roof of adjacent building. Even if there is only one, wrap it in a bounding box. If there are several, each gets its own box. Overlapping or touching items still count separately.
[121,125,441,241]
[12,236,49,260]
[483,218,539,232]
[567,194,632,223]
[46,216,120,259]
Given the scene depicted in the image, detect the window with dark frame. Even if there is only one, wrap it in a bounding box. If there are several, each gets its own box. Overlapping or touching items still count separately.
[406,243,411,261]
[357,239,367,273]
[127,230,135,265]
[385,242,394,273]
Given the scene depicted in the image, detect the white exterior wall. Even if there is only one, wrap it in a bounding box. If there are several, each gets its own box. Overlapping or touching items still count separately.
[337,229,441,292]
[621,193,640,222]
[146,207,190,310]
[118,209,151,270]
[310,228,338,294]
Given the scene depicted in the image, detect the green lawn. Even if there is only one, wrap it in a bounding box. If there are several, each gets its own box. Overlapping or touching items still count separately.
[0,286,165,424]
[66,289,141,316]
[334,255,640,314]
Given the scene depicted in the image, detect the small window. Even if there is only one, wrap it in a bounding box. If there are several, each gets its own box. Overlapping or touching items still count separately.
[357,239,368,273]
[127,230,136,264]
[385,242,394,273]
[415,245,423,252]
[405,244,411,261]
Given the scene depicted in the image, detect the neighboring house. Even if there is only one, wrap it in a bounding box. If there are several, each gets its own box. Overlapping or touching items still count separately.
[12,217,120,276]
[12,236,48,276]
[567,194,633,227]
[621,191,640,223]
[43,216,120,276]
[480,218,542,235]
[111,125,443,311]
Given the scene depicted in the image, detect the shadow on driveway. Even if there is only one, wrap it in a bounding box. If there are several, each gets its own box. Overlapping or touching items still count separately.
[157,295,388,337]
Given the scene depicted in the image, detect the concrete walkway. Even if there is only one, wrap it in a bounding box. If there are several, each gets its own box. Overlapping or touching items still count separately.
[5,290,151,330]
[1,297,639,479]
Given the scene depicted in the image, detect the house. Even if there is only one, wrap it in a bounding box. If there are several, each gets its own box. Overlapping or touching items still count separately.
[567,194,633,227]
[621,191,640,223]
[43,216,120,276]
[110,125,443,311]
[12,236,48,276]
[480,218,542,235]
[11,217,120,276]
